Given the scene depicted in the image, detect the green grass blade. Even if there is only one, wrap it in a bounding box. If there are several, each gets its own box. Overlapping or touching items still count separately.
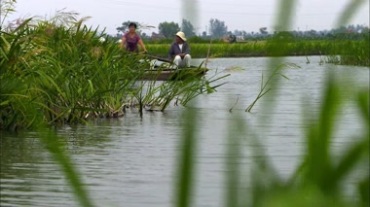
[174,107,198,207]
[224,112,244,207]
[39,129,94,207]
[335,0,367,27]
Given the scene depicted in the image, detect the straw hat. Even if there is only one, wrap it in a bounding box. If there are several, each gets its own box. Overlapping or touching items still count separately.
[175,31,187,41]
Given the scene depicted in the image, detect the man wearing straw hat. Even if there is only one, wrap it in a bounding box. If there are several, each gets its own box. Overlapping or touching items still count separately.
[168,31,191,68]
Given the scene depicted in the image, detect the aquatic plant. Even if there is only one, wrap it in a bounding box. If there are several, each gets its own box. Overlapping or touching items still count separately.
[138,64,229,112]
[245,63,300,112]
[1,18,137,129]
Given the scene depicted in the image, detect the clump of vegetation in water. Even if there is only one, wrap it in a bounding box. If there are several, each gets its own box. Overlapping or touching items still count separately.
[1,17,138,130]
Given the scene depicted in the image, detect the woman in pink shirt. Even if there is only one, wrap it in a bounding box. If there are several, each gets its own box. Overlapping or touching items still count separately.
[121,23,147,53]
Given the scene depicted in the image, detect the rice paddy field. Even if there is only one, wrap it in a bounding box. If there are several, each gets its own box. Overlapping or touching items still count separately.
[147,39,369,66]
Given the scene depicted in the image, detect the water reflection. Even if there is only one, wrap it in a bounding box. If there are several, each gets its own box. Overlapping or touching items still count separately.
[1,133,48,206]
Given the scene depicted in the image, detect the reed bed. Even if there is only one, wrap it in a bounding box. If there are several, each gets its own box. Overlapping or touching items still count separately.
[1,19,135,130]
[327,38,370,66]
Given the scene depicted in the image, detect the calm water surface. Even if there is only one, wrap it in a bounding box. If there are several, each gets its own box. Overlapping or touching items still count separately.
[1,57,369,207]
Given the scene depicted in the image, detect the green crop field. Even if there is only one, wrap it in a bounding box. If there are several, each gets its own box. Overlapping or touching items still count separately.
[147,39,369,66]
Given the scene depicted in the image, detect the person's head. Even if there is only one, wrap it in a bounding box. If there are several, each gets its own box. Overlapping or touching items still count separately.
[175,31,187,44]
[128,22,137,33]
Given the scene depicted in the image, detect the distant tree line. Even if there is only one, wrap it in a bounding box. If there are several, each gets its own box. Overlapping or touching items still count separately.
[113,18,229,40]
[113,19,369,42]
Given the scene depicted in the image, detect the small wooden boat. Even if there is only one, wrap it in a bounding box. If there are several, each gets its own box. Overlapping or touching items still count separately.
[140,66,208,81]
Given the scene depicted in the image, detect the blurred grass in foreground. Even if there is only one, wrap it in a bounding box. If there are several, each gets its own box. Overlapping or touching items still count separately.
[174,57,369,207]
[173,0,369,207]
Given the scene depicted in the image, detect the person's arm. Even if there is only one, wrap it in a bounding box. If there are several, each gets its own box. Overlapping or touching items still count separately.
[179,43,190,58]
[121,35,127,48]
[168,43,175,59]
[138,39,147,53]
[183,42,190,55]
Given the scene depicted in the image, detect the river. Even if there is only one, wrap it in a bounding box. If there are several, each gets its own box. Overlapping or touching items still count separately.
[1,57,369,207]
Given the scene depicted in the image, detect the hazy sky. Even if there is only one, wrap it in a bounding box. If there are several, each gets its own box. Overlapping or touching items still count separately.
[5,0,370,35]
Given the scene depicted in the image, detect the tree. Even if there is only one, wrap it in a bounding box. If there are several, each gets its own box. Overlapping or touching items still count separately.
[233,30,247,37]
[181,19,196,37]
[259,27,268,35]
[116,21,139,34]
[158,22,180,38]
[209,18,228,38]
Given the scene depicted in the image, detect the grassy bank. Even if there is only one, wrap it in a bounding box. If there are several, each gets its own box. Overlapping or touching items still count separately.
[147,39,369,66]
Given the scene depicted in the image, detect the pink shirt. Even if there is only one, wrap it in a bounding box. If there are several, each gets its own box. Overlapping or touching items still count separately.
[124,32,141,52]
